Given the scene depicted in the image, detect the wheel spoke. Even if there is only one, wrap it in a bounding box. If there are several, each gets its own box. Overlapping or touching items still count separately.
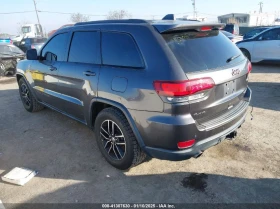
[115,145,123,158]
[115,135,124,138]
[112,122,115,136]
[116,142,125,145]
[112,145,119,160]
[108,143,113,154]
[104,141,110,148]
[107,120,110,135]
[101,127,109,135]
[100,132,110,141]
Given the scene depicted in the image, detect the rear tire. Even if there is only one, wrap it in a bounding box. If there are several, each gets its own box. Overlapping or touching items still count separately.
[94,107,146,170]
[18,77,44,112]
[240,48,251,61]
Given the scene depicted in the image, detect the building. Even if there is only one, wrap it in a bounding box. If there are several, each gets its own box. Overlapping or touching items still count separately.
[218,13,276,26]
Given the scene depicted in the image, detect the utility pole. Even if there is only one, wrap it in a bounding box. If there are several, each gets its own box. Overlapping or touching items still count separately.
[191,0,197,19]
[259,2,263,13]
[32,0,41,25]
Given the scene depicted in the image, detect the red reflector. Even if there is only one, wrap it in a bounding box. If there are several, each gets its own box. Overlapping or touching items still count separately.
[178,139,196,149]
[248,61,252,73]
[201,26,212,31]
[153,78,215,97]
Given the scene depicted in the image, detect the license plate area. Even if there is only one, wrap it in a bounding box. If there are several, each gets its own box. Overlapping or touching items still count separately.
[224,80,236,96]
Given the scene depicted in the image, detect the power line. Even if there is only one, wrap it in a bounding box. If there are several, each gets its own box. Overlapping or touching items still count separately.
[38,10,107,16]
[0,11,34,14]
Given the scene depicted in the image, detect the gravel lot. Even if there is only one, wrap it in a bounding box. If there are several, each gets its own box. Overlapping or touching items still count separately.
[0,64,279,204]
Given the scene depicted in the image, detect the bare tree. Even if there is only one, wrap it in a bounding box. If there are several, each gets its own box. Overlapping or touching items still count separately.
[70,13,90,23]
[107,10,132,20]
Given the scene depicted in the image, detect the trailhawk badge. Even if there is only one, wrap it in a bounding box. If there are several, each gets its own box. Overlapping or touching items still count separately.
[232,69,240,76]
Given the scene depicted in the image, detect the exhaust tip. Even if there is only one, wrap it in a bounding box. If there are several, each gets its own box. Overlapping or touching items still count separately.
[194,152,203,159]
[227,131,237,140]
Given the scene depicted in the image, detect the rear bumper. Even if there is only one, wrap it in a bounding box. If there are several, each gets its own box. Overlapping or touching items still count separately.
[130,87,252,161]
[143,112,246,161]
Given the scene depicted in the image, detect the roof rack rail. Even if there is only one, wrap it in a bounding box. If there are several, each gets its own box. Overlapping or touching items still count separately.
[75,19,149,26]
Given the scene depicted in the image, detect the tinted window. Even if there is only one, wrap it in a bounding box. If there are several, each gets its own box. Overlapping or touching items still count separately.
[163,30,245,73]
[246,28,268,38]
[102,32,144,68]
[261,29,280,40]
[68,31,100,64]
[41,33,68,61]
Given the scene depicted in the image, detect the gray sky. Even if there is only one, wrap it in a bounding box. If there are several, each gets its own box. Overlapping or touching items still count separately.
[1,0,279,34]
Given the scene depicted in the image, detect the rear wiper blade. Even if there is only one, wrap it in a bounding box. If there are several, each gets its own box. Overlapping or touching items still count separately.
[226,54,241,63]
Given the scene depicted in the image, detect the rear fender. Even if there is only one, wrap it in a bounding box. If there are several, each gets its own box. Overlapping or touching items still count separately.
[89,97,146,148]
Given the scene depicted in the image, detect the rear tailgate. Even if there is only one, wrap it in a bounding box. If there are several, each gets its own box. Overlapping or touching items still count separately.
[162,28,250,131]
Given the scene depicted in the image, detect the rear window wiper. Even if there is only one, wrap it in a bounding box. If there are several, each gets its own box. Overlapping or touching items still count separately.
[226,54,241,63]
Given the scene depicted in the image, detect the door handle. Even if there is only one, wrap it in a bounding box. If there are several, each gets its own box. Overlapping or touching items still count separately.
[49,66,57,71]
[83,71,96,76]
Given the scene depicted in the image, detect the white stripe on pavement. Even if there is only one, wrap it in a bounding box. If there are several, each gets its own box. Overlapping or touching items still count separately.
[0,200,5,209]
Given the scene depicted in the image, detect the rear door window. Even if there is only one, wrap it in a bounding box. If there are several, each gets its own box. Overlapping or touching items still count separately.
[162,30,245,73]
[261,29,280,40]
[68,31,100,64]
[101,32,144,68]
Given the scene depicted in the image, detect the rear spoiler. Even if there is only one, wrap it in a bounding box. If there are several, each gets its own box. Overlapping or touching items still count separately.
[153,22,225,33]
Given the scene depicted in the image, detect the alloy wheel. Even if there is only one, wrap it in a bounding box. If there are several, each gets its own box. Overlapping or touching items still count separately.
[100,120,126,160]
[20,83,31,107]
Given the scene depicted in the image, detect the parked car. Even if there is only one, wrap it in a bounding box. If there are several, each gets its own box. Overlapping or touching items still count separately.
[221,30,243,43]
[243,27,271,40]
[0,43,25,76]
[0,38,13,44]
[15,38,47,53]
[224,24,240,35]
[237,26,280,63]
[48,24,74,37]
[16,20,252,169]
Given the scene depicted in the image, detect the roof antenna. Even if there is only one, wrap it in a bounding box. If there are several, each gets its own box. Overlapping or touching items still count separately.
[162,14,176,20]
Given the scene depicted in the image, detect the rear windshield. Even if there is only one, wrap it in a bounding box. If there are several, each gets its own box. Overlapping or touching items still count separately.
[162,30,245,73]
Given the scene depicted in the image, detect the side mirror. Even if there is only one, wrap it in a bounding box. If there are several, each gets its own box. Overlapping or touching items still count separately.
[26,49,38,60]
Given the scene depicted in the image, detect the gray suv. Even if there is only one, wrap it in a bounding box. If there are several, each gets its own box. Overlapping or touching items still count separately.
[16,20,252,170]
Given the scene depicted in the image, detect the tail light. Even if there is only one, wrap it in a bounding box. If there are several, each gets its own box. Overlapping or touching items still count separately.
[248,61,252,73]
[154,77,215,97]
[178,139,196,149]
[10,40,13,44]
